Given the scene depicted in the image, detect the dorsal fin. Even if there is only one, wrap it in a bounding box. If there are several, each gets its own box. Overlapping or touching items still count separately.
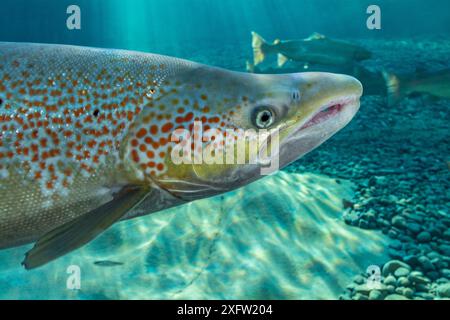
[306,32,326,41]
[246,60,255,73]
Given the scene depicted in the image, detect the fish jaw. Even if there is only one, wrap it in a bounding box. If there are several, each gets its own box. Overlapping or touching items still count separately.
[277,72,363,169]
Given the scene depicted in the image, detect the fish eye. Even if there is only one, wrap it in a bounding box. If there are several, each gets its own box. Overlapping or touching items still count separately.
[253,106,275,129]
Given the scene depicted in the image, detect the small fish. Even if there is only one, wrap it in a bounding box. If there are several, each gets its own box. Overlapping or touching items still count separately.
[0,42,362,269]
[94,260,124,267]
[383,68,450,105]
[252,31,372,68]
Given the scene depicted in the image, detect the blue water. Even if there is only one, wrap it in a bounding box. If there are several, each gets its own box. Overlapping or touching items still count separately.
[1,0,449,60]
[0,0,449,300]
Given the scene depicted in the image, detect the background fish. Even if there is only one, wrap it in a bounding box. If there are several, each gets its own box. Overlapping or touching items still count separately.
[383,68,450,105]
[247,61,386,97]
[252,31,372,68]
[93,260,124,267]
[0,42,362,269]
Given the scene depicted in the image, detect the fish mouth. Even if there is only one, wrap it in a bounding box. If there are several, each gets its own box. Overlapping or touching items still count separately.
[289,94,360,139]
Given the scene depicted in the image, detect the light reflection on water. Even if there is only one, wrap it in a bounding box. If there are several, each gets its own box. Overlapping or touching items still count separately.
[0,171,389,299]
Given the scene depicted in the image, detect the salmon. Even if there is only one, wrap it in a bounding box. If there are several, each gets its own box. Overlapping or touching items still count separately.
[0,42,362,269]
[252,32,372,68]
[383,68,450,105]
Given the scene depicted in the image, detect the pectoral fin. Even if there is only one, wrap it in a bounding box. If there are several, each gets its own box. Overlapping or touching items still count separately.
[22,186,150,270]
[246,60,255,73]
[382,70,403,106]
[277,53,289,67]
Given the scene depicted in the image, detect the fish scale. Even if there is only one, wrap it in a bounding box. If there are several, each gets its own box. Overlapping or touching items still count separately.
[1,43,174,191]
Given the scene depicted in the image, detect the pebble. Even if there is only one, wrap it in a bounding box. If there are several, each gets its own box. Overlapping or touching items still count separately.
[388,229,398,239]
[436,278,448,284]
[394,267,410,278]
[404,255,420,267]
[358,219,370,229]
[385,294,409,300]
[353,275,365,285]
[439,244,450,256]
[354,284,388,295]
[426,271,440,281]
[415,292,434,300]
[353,293,368,300]
[440,268,450,278]
[415,284,430,292]
[392,216,407,229]
[388,249,405,260]
[382,260,411,277]
[389,239,402,250]
[418,256,435,271]
[397,277,410,287]
[408,271,431,285]
[427,251,441,260]
[403,288,414,298]
[406,222,422,234]
[443,230,450,241]
[436,283,450,298]
[407,214,424,223]
[386,285,396,293]
[384,275,396,286]
[417,231,432,243]
[369,290,383,300]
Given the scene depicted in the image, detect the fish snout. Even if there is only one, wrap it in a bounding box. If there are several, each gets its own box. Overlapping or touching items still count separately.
[277,72,363,169]
[281,72,363,138]
[292,72,362,118]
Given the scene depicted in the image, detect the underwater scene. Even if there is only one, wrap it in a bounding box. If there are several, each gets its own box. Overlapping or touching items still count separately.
[0,0,449,301]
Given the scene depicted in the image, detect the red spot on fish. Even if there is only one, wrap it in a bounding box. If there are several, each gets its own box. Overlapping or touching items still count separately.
[150,125,158,135]
[162,123,174,133]
[131,149,140,163]
[131,139,139,147]
[136,128,147,139]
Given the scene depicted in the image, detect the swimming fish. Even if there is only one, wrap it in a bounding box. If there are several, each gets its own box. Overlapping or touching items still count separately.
[252,32,372,68]
[0,42,362,269]
[93,260,124,267]
[383,68,450,105]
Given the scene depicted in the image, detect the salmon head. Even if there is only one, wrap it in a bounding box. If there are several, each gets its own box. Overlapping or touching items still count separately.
[123,68,363,201]
[0,43,363,269]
